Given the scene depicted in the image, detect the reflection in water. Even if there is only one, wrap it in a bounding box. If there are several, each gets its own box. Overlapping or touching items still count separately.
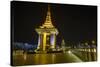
[33,54,56,64]
[13,50,96,66]
[41,54,46,64]
[12,53,66,66]
[72,48,97,61]
[23,53,27,60]
[52,54,56,63]
[34,54,39,64]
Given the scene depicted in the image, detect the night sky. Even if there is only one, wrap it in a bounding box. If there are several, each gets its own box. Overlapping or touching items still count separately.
[11,1,97,45]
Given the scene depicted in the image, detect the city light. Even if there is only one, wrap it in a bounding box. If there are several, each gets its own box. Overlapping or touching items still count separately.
[92,40,95,44]
[68,50,71,54]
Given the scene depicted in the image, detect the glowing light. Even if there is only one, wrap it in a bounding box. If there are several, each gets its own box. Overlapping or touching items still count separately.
[68,50,71,54]
[50,34,56,48]
[85,42,88,46]
[92,40,95,44]
[88,49,91,52]
[50,34,54,45]
[93,48,96,52]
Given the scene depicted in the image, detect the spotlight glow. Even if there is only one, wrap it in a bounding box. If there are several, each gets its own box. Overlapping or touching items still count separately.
[68,50,71,54]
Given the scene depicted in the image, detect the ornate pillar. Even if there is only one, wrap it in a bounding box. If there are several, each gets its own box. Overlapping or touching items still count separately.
[43,33,47,51]
[53,34,56,49]
[50,34,56,49]
[37,33,40,49]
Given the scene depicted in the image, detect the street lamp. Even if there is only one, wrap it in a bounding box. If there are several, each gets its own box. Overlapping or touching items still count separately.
[92,40,95,44]
[85,42,88,46]
[84,42,90,61]
[91,40,96,53]
[92,40,96,52]
[91,40,96,61]
[85,42,88,52]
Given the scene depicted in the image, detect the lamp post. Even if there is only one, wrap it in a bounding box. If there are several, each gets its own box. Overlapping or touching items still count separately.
[84,42,89,61]
[91,40,96,61]
[92,40,95,53]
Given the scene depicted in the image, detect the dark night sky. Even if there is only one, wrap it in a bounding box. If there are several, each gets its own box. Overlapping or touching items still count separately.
[11,1,97,45]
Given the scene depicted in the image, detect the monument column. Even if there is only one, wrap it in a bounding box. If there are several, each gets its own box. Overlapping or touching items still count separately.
[37,33,40,49]
[50,34,56,49]
[43,33,47,51]
[53,34,56,49]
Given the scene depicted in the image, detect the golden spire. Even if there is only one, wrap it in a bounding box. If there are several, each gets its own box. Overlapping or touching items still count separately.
[45,4,51,22]
[40,5,54,28]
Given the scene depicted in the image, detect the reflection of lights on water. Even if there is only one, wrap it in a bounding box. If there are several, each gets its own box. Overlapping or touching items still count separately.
[79,48,96,52]
[52,54,55,63]
[88,49,91,52]
[68,50,71,54]
[93,48,96,52]
[24,54,27,60]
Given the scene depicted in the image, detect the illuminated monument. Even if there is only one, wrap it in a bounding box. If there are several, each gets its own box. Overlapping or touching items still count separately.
[35,5,59,52]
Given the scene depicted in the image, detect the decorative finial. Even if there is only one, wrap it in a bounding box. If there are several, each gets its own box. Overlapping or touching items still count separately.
[48,4,50,12]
